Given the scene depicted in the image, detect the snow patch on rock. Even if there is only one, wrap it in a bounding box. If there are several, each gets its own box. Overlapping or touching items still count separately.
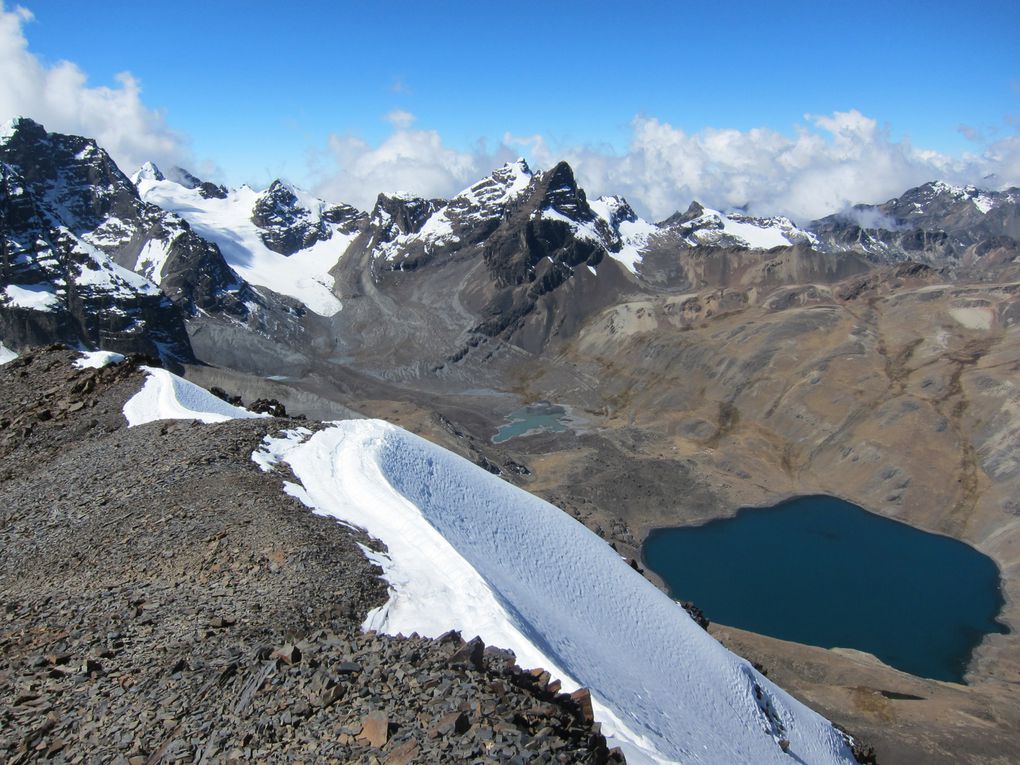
[74,350,126,369]
[0,341,18,365]
[123,367,266,426]
[4,283,61,312]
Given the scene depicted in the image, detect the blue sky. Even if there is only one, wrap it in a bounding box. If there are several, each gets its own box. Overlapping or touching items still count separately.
[3,0,1019,219]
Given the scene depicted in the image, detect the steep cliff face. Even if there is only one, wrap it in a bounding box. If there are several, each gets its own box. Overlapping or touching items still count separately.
[0,118,194,360]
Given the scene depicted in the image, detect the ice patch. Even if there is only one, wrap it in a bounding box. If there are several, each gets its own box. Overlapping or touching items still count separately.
[4,283,61,311]
[133,238,174,285]
[254,419,857,765]
[0,341,17,365]
[972,194,994,214]
[123,367,267,426]
[74,350,126,369]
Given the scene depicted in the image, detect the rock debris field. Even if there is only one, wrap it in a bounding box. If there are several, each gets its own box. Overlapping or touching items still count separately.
[0,348,625,764]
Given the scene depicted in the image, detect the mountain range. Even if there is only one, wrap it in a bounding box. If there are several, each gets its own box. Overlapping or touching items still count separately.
[3,117,1020,764]
[3,116,1018,373]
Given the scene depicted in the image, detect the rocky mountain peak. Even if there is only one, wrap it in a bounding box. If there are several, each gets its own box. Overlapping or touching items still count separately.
[251,180,333,256]
[132,161,165,184]
[322,201,366,231]
[590,195,640,229]
[536,161,589,218]
[131,163,227,200]
[448,159,534,220]
[370,193,446,238]
[808,180,1020,269]
[660,201,707,227]
[0,116,48,145]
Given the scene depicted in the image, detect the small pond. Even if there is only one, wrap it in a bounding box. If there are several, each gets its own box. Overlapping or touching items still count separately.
[642,495,1008,683]
[492,402,571,444]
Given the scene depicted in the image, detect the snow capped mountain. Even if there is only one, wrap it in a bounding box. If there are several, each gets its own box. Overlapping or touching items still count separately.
[456,157,533,215]
[809,180,1020,268]
[364,159,535,268]
[659,202,817,251]
[0,118,195,359]
[121,366,859,765]
[135,168,363,317]
[909,180,1013,216]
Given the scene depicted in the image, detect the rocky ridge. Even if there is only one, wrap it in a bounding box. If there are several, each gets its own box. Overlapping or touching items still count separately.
[251,179,364,256]
[809,181,1020,273]
[0,348,625,764]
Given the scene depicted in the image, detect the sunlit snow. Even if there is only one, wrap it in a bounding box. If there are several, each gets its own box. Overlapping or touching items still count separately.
[123,367,266,426]
[0,341,18,365]
[589,196,661,273]
[116,350,858,765]
[135,172,349,317]
[254,420,858,765]
[4,283,61,311]
[73,350,126,369]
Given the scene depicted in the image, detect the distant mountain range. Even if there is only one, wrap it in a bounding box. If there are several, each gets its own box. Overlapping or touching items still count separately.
[2,116,1018,368]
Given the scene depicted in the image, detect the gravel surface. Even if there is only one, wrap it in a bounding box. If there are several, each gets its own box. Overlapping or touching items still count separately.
[0,348,624,764]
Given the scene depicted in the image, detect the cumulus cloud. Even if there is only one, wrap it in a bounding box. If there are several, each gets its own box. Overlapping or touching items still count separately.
[0,3,189,174]
[517,111,1020,222]
[315,108,1019,221]
[313,115,517,210]
[510,111,978,222]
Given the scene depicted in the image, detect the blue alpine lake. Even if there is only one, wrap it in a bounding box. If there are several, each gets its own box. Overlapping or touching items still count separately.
[642,495,1008,683]
[492,402,570,444]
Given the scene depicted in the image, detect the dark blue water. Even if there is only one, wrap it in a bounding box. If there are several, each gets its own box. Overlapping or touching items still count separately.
[642,495,1008,683]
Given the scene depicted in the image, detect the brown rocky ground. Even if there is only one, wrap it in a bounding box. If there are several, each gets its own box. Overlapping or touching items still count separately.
[0,349,623,764]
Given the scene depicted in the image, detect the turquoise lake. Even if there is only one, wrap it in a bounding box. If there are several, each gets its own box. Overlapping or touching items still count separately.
[642,495,1008,683]
[492,403,570,444]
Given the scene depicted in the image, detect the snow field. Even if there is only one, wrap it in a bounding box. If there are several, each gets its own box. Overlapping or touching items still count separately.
[255,420,858,765]
[135,177,349,317]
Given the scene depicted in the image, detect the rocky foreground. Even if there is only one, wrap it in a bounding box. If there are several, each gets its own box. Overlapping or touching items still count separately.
[0,348,624,764]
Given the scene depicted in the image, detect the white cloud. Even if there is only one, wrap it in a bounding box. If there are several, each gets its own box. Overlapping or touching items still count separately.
[317,108,1019,221]
[512,111,993,222]
[0,3,189,174]
[385,109,415,129]
[4,2,1016,221]
[314,116,516,210]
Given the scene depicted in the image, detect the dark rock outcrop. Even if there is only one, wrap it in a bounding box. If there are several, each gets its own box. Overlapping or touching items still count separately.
[0,119,263,361]
[252,179,365,256]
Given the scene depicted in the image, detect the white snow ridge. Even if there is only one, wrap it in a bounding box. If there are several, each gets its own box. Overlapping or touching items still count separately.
[122,367,267,426]
[117,367,856,765]
[255,420,858,765]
